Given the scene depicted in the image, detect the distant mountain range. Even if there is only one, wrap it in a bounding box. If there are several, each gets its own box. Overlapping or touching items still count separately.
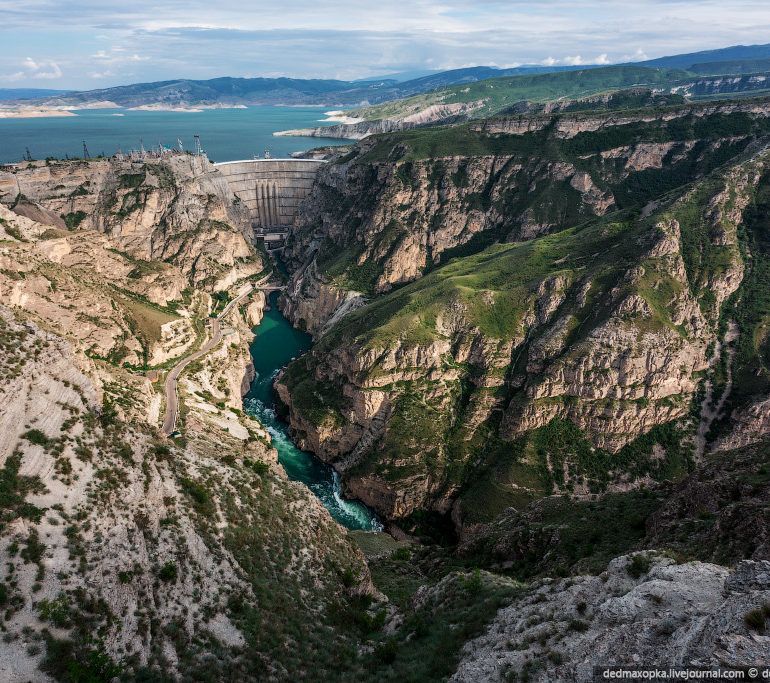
[3,42,770,110]
[0,88,69,101]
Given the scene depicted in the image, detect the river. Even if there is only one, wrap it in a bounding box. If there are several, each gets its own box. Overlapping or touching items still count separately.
[243,292,381,531]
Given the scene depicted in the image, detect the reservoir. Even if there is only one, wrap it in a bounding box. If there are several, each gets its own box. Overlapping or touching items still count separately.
[244,292,381,531]
[0,105,346,164]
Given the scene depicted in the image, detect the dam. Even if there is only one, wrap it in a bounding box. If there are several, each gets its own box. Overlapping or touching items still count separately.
[214,159,325,249]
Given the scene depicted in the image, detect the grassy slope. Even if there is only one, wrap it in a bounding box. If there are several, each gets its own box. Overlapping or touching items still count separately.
[320,210,692,351]
[352,66,692,120]
[315,103,769,299]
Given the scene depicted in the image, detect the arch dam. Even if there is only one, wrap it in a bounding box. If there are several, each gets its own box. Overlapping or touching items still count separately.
[214,159,326,250]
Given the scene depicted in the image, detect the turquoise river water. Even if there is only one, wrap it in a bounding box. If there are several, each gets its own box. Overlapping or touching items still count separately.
[244,293,381,531]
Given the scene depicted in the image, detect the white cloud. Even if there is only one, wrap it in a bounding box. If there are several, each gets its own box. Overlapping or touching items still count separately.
[91,49,147,64]
[3,57,62,81]
[623,48,650,62]
[2,1,770,88]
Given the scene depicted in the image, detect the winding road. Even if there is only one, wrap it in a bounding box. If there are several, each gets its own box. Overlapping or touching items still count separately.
[161,278,270,436]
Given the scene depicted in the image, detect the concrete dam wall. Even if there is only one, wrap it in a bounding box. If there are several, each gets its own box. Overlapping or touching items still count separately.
[214,159,325,249]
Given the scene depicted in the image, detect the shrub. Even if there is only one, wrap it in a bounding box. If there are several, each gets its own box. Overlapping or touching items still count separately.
[158,561,178,583]
[41,636,122,681]
[626,554,653,579]
[38,593,72,628]
[744,605,770,631]
[245,459,269,476]
[568,619,589,632]
[23,429,49,446]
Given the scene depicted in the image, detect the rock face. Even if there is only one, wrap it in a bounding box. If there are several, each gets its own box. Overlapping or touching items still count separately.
[281,100,768,335]
[275,101,483,140]
[451,554,770,682]
[0,156,262,290]
[277,142,764,526]
[0,162,375,681]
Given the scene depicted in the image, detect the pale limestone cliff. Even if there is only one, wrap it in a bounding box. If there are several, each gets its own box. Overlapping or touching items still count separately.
[277,150,761,524]
[0,156,263,290]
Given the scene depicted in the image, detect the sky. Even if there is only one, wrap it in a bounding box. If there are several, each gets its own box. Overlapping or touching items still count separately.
[1,0,769,90]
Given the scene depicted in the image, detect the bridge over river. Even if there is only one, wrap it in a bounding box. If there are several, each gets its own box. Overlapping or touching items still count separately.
[214,159,326,250]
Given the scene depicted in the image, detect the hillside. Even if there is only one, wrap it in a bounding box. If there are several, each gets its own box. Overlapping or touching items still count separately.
[1,96,770,680]
[0,159,379,681]
[275,67,770,141]
[280,95,770,334]
[276,98,770,532]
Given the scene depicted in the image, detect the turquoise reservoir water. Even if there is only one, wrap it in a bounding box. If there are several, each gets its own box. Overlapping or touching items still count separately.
[244,293,380,531]
[0,106,347,164]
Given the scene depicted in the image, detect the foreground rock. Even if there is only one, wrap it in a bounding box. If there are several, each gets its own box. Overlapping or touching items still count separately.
[451,554,770,682]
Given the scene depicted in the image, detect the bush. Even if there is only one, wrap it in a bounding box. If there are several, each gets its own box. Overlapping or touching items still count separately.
[245,459,269,476]
[23,429,49,446]
[158,561,177,583]
[38,593,72,628]
[626,554,653,579]
[41,635,122,682]
[744,604,770,631]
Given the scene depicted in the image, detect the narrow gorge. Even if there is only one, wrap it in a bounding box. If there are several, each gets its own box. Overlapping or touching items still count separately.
[1,86,769,682]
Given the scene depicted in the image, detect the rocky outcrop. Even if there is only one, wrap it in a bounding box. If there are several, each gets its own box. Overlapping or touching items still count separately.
[275,101,484,140]
[278,149,761,525]
[282,102,766,334]
[0,156,262,290]
[0,211,372,681]
[451,554,770,682]
[477,96,770,138]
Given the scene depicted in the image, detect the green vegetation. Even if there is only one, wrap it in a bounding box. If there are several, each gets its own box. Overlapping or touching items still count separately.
[62,211,87,230]
[23,429,49,446]
[157,561,178,582]
[0,451,45,529]
[744,604,770,631]
[353,66,693,121]
[359,571,521,681]
[41,636,122,683]
[715,168,770,417]
[319,212,678,349]
[626,553,653,578]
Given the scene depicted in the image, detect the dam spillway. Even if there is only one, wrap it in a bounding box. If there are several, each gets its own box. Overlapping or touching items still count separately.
[214,159,325,249]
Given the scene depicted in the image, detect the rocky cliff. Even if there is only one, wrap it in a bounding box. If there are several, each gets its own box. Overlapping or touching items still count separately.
[452,554,770,682]
[0,165,376,681]
[281,100,770,335]
[0,155,262,290]
[277,143,767,528]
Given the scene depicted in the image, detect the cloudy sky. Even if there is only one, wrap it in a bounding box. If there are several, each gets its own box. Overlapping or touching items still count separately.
[1,0,769,90]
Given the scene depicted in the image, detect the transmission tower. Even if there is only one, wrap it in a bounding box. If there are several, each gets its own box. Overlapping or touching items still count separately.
[194,135,203,156]
[24,147,32,162]
[177,138,184,153]
[82,141,91,159]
